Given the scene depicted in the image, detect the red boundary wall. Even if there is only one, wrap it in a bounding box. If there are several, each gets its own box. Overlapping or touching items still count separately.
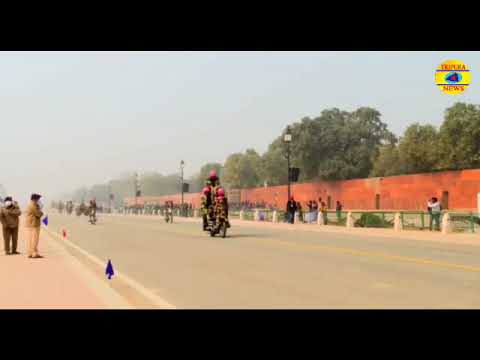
[125,169,480,211]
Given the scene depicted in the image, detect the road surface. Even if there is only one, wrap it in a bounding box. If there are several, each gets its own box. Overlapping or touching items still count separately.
[47,213,480,308]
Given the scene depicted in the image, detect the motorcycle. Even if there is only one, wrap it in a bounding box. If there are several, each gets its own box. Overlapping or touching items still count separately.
[206,216,228,238]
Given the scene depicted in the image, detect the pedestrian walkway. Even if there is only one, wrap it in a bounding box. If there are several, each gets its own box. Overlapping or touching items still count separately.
[0,226,132,309]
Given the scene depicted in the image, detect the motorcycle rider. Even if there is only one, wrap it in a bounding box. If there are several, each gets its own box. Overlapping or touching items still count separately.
[88,198,97,224]
[213,187,230,232]
[207,170,220,218]
[201,185,213,231]
[165,200,173,223]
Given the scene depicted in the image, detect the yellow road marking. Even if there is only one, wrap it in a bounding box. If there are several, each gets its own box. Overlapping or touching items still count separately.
[252,238,480,273]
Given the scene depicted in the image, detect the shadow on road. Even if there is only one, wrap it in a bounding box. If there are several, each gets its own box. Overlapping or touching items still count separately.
[226,233,264,239]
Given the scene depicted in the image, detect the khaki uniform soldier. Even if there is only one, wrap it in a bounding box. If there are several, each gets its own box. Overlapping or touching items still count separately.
[24,193,44,259]
[0,197,21,255]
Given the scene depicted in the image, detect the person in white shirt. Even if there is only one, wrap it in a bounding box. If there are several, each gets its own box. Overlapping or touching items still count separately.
[427,197,441,231]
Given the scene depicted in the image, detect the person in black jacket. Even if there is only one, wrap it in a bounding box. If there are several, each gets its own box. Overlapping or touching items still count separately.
[286,196,297,224]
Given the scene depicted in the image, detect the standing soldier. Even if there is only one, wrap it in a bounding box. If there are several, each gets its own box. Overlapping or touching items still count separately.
[25,193,44,259]
[0,197,22,255]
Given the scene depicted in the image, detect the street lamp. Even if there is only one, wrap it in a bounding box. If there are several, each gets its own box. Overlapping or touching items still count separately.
[180,160,185,209]
[134,172,139,208]
[108,181,113,213]
[284,126,292,202]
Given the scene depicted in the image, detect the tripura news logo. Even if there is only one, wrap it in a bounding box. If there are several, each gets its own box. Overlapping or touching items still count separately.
[435,60,471,95]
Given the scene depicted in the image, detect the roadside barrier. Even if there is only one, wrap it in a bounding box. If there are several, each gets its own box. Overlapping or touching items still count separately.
[117,207,479,235]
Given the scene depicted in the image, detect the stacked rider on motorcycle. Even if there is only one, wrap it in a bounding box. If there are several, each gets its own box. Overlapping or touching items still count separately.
[202,170,230,230]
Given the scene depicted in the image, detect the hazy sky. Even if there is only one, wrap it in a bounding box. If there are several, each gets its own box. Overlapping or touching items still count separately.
[1,51,479,203]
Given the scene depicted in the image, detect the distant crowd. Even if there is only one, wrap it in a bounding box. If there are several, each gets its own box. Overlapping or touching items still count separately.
[125,202,194,216]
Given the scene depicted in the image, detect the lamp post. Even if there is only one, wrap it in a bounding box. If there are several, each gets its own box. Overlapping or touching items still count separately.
[108,181,113,212]
[108,181,111,210]
[284,126,292,202]
[134,172,139,209]
[180,160,185,210]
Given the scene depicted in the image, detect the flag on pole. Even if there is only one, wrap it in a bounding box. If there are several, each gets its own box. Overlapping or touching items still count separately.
[42,215,48,226]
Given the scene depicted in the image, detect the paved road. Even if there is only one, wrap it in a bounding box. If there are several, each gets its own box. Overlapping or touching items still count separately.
[47,213,480,308]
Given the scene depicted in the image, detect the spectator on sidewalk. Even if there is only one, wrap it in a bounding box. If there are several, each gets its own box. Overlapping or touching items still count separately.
[297,202,304,223]
[306,201,312,223]
[312,200,319,223]
[428,197,441,231]
[336,201,343,221]
[0,197,22,255]
[320,201,328,225]
[286,196,297,224]
[24,193,44,259]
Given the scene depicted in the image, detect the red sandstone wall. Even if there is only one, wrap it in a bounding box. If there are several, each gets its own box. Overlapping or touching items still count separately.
[125,169,480,211]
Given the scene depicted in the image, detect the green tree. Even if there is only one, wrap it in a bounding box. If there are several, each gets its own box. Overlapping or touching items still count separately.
[222,153,244,188]
[336,107,396,179]
[261,137,288,186]
[260,107,395,183]
[190,162,223,191]
[370,144,403,177]
[238,149,263,188]
[222,149,263,189]
[140,173,182,196]
[397,123,439,174]
[438,102,480,170]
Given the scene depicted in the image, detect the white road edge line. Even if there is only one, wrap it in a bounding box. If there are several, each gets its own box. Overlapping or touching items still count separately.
[45,228,177,309]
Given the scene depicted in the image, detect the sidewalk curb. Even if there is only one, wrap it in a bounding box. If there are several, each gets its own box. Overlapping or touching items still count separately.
[44,228,177,309]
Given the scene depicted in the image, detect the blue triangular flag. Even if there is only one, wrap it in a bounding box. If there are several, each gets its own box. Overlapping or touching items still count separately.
[106,260,114,280]
[42,215,48,226]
